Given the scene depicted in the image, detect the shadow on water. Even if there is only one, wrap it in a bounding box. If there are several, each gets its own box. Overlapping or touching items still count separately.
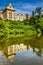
[0,35,43,65]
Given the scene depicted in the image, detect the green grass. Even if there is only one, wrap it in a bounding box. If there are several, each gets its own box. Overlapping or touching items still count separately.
[0,20,37,39]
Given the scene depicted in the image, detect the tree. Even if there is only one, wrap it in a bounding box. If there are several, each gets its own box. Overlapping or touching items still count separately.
[29,11,36,25]
[26,13,28,19]
[32,11,35,17]
[35,7,42,18]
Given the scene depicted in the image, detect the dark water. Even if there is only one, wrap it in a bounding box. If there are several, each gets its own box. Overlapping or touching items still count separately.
[0,36,43,65]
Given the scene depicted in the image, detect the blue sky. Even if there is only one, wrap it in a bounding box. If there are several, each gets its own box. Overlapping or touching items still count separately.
[0,0,43,15]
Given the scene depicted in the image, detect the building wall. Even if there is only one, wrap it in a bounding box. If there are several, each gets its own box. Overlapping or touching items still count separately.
[3,10,7,20]
[6,10,14,20]
[14,13,26,21]
[0,11,3,19]
[0,3,30,21]
[4,44,27,56]
[0,10,30,21]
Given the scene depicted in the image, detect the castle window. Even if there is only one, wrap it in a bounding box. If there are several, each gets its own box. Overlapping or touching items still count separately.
[9,12,12,19]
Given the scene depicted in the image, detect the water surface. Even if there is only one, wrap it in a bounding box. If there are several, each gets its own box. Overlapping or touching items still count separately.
[0,36,43,65]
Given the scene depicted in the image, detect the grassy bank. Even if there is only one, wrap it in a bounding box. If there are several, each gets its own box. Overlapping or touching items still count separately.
[0,20,37,39]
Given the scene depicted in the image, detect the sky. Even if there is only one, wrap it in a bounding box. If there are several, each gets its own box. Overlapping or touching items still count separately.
[0,0,43,15]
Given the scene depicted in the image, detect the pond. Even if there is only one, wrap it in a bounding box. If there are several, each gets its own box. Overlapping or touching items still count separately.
[0,36,43,65]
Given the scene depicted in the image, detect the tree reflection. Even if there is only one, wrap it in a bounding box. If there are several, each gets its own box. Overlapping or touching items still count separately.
[24,36,43,57]
[0,35,43,57]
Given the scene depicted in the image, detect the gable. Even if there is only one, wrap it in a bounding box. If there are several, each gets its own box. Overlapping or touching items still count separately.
[6,3,14,11]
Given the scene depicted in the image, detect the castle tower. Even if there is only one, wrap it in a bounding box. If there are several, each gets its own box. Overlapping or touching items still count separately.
[3,3,15,20]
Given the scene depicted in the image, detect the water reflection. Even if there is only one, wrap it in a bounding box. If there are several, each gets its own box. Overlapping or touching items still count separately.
[3,44,27,62]
[13,48,43,65]
[0,51,11,65]
[2,43,43,62]
[0,36,43,65]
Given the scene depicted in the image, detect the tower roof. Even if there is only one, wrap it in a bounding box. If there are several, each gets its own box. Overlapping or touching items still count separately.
[8,3,12,6]
[6,3,14,11]
[3,3,15,13]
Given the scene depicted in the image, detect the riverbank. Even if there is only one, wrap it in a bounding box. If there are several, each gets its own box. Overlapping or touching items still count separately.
[0,20,37,39]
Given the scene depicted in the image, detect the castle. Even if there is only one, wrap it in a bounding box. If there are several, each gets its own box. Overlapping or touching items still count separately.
[0,3,30,21]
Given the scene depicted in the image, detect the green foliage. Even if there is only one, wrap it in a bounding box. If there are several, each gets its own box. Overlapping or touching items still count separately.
[26,14,29,19]
[35,7,42,18]
[29,7,43,35]
[0,19,37,44]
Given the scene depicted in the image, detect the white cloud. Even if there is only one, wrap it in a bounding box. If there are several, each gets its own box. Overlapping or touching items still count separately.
[21,4,37,10]
[13,2,38,14]
[15,8,32,15]
[13,2,40,9]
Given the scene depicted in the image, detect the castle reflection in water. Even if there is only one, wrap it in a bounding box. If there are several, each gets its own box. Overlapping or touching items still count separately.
[3,44,28,62]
